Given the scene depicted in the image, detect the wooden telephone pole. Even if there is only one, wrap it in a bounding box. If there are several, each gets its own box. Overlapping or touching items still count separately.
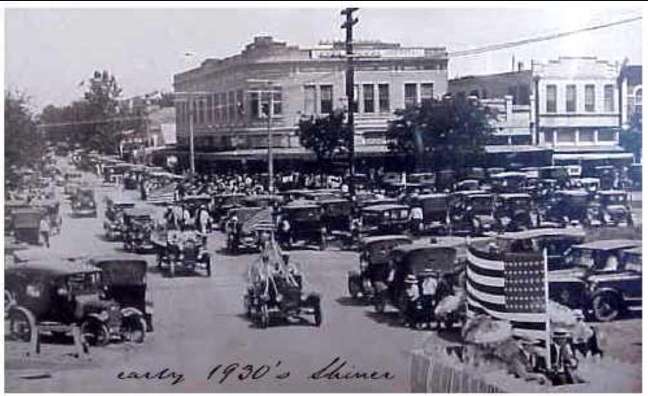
[341,7,359,197]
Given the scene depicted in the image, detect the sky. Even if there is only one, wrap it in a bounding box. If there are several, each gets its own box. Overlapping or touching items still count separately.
[5,5,643,112]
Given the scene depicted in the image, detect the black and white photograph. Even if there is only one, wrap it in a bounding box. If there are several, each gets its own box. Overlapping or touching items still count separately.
[3,2,644,393]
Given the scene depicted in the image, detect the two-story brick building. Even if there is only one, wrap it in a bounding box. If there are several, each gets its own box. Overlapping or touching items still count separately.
[172,36,448,169]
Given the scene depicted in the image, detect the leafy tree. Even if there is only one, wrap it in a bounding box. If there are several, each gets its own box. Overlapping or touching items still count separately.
[82,70,124,154]
[297,109,352,172]
[620,112,642,162]
[5,90,45,182]
[386,96,496,171]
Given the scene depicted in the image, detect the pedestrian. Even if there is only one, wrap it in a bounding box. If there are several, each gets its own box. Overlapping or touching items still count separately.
[39,215,51,248]
[410,205,424,235]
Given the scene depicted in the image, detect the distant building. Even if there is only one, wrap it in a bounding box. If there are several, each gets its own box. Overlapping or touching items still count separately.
[620,64,642,129]
[173,36,448,160]
[449,57,633,167]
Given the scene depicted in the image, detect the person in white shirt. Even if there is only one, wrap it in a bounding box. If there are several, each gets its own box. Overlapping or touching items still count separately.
[410,206,424,235]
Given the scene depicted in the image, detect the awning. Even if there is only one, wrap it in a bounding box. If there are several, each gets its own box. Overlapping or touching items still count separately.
[553,152,634,161]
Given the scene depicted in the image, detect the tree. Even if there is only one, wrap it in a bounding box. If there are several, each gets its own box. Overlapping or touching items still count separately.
[297,109,352,172]
[619,112,642,162]
[5,90,45,182]
[82,70,124,154]
[386,96,496,171]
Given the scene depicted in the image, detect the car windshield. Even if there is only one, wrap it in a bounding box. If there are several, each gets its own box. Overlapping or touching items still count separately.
[572,249,595,270]
[625,254,642,273]
[66,272,101,295]
[470,197,492,212]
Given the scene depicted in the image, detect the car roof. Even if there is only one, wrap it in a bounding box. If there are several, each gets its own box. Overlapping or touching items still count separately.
[498,193,532,199]
[361,235,413,244]
[598,190,626,195]
[183,194,211,200]
[491,172,527,178]
[498,228,586,241]
[417,193,449,199]
[7,259,100,276]
[393,239,464,254]
[88,254,148,264]
[556,190,589,196]
[362,203,409,211]
[623,246,642,256]
[574,239,641,251]
[283,200,320,209]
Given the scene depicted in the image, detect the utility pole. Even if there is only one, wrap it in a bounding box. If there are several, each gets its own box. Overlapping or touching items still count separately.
[264,91,274,194]
[188,95,196,175]
[341,7,358,197]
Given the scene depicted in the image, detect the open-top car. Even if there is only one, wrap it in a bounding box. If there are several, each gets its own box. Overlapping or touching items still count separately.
[88,255,153,334]
[347,235,413,300]
[122,207,156,253]
[361,204,410,235]
[549,239,641,321]
[5,259,146,346]
[103,197,136,241]
[448,192,497,235]
[373,241,465,329]
[540,190,597,227]
[152,229,211,277]
[71,187,97,218]
[594,190,634,226]
[497,227,586,270]
[494,193,537,231]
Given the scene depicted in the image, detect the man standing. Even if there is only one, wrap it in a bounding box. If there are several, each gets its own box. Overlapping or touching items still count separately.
[39,215,51,248]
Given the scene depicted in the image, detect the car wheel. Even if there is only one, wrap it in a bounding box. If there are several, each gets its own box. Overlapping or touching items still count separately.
[5,290,16,317]
[593,293,621,322]
[313,302,322,327]
[373,295,386,314]
[348,279,361,299]
[123,316,146,343]
[9,308,33,342]
[81,320,110,346]
[205,260,211,277]
[258,304,269,329]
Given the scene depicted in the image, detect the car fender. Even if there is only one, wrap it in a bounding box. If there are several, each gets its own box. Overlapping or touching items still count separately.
[84,312,109,324]
[120,306,145,319]
[591,287,623,306]
[304,292,321,306]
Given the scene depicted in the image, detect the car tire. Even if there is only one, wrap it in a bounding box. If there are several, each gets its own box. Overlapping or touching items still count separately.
[348,279,361,299]
[123,316,146,343]
[373,295,386,314]
[592,293,621,322]
[81,320,110,347]
[9,308,33,342]
[314,302,322,327]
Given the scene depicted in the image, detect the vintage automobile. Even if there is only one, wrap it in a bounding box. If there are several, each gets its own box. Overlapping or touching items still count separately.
[225,207,272,254]
[211,193,245,226]
[448,192,498,235]
[494,193,537,231]
[549,239,642,321]
[88,256,153,333]
[5,260,147,346]
[122,207,156,253]
[593,165,618,190]
[319,198,353,233]
[361,204,410,235]
[71,187,97,218]
[497,228,586,271]
[243,253,322,328]
[347,235,413,300]
[12,208,42,245]
[63,171,83,195]
[628,163,641,190]
[539,166,572,188]
[436,169,457,192]
[373,242,464,329]
[594,190,634,226]
[152,230,212,277]
[453,179,482,192]
[103,198,136,241]
[278,201,327,250]
[241,194,284,209]
[412,193,450,234]
[407,173,436,190]
[540,190,597,227]
[489,172,528,194]
[182,194,212,217]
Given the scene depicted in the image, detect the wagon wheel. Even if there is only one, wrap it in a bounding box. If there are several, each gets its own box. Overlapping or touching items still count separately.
[8,308,33,342]
[258,303,269,329]
[313,301,322,327]
[126,316,147,343]
[81,320,110,346]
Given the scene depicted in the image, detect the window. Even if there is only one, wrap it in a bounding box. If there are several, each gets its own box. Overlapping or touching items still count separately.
[304,85,316,114]
[272,87,282,115]
[482,89,489,99]
[557,129,576,143]
[320,85,333,114]
[236,90,244,120]
[198,99,204,124]
[404,83,417,107]
[378,84,389,112]
[566,85,576,112]
[599,129,616,141]
[421,83,434,104]
[261,91,272,116]
[604,84,615,112]
[213,94,220,123]
[585,85,595,112]
[546,85,557,113]
[228,91,235,122]
[636,88,643,115]
[517,85,530,105]
[219,93,226,122]
[580,129,595,142]
[363,84,375,113]
[250,92,260,119]
[469,89,479,98]
[205,96,212,123]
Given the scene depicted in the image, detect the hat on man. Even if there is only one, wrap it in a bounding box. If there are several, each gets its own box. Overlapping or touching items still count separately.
[552,327,571,338]
[421,268,438,278]
[405,274,418,284]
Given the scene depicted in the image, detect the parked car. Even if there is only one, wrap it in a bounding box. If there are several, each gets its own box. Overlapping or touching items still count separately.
[152,230,211,277]
[347,235,413,300]
[497,228,586,271]
[594,190,634,226]
[122,207,156,253]
[211,193,245,226]
[448,192,497,235]
[319,198,353,233]
[279,202,327,250]
[103,198,136,241]
[489,172,528,194]
[71,187,97,218]
[549,239,642,321]
[223,207,270,254]
[5,260,146,346]
[539,166,571,188]
[11,208,42,245]
[88,255,153,335]
[373,242,464,329]
[540,190,597,227]
[413,193,450,234]
[361,204,410,235]
[494,193,536,231]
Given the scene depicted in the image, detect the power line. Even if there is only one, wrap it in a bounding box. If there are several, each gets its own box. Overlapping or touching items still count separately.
[448,15,641,58]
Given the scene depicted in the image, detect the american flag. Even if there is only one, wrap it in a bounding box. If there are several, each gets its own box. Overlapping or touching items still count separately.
[466,246,549,341]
